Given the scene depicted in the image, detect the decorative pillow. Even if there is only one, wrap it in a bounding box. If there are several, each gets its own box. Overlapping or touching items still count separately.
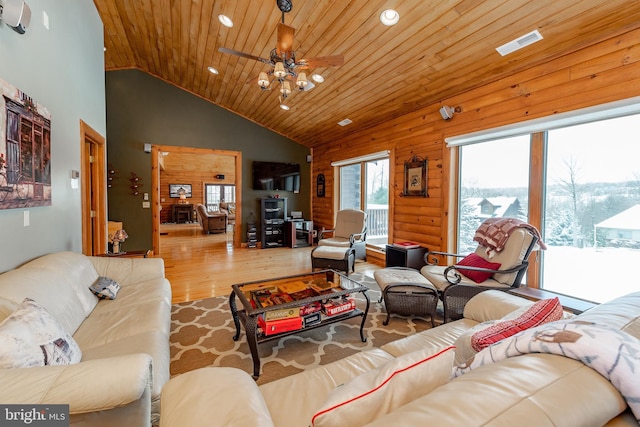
[89,276,121,300]
[471,297,563,351]
[310,346,455,427]
[456,253,501,283]
[0,298,82,368]
[453,320,497,366]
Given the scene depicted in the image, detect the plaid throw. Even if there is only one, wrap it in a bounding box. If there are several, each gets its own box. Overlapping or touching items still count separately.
[473,218,546,258]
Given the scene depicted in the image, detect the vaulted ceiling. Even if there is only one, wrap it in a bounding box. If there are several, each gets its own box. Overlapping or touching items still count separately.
[94,0,640,148]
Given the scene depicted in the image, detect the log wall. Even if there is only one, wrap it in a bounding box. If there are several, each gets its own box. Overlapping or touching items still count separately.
[311,27,640,253]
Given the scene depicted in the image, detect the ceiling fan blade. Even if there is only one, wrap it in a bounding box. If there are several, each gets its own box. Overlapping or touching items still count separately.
[277,22,295,55]
[296,55,344,69]
[218,47,271,65]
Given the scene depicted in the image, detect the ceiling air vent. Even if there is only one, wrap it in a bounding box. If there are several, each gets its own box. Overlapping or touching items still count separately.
[496,30,543,56]
[338,118,352,126]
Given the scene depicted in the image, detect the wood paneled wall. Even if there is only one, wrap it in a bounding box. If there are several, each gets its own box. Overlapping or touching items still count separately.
[312,27,640,253]
[159,150,236,223]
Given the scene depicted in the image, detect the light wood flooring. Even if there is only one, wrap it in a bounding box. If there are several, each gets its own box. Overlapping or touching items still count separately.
[158,223,383,303]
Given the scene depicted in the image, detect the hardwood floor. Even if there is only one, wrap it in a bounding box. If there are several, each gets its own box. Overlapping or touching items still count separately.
[158,223,384,303]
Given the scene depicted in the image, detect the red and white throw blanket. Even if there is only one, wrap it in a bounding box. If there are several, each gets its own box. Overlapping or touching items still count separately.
[473,218,547,258]
[454,320,640,422]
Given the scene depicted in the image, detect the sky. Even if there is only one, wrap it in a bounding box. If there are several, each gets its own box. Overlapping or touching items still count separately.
[461,114,640,189]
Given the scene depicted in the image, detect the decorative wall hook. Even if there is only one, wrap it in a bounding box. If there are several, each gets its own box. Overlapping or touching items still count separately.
[130,172,143,196]
[107,163,119,189]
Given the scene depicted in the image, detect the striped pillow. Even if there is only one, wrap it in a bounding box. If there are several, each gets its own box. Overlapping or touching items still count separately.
[471,297,563,351]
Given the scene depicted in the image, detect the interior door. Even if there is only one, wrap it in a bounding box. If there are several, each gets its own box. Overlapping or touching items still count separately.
[80,120,107,255]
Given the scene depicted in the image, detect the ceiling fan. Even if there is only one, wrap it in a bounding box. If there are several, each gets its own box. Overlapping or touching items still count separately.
[218,0,344,106]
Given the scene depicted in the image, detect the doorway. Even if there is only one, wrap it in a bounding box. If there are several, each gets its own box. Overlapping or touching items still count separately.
[80,120,107,255]
[150,145,242,255]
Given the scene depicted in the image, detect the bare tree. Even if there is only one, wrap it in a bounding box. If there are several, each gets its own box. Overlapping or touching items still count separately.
[557,156,582,247]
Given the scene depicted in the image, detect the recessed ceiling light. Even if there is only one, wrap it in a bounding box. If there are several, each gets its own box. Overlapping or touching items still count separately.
[280,104,290,111]
[218,14,233,28]
[311,74,324,83]
[207,66,219,75]
[380,9,399,26]
[338,118,352,126]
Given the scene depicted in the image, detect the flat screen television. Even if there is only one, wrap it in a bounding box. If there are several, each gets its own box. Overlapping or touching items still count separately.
[253,161,300,193]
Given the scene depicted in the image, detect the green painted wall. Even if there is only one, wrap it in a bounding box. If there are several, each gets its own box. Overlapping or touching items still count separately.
[0,0,105,272]
[106,70,310,250]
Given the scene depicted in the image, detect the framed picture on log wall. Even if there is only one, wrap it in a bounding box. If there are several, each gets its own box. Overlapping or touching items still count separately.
[169,184,192,198]
[403,155,427,197]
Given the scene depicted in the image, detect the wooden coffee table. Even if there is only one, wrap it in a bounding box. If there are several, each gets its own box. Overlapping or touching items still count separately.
[229,269,370,378]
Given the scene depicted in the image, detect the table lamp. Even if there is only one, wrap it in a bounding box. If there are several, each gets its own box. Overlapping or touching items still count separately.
[111,229,129,254]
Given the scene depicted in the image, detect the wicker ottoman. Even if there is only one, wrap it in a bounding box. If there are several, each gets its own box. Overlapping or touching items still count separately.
[373,267,439,326]
[311,246,355,276]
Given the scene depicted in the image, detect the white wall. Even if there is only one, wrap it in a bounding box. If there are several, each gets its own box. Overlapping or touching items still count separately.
[0,0,105,271]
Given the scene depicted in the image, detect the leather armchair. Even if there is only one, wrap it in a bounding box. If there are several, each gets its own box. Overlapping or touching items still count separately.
[196,204,227,234]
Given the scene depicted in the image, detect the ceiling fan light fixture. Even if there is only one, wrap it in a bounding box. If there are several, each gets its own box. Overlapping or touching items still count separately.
[218,14,233,28]
[296,72,308,89]
[258,72,270,89]
[274,62,287,79]
[380,9,399,26]
[311,74,324,83]
[280,81,292,97]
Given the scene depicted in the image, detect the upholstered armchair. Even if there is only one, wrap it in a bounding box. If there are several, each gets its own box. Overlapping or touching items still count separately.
[318,209,368,260]
[420,218,543,322]
[219,202,236,225]
[196,204,227,234]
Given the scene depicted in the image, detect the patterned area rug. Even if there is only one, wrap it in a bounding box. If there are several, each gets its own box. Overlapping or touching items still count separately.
[170,272,437,385]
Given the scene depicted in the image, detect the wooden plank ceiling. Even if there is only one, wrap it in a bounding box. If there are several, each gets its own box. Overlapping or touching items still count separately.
[95,0,640,148]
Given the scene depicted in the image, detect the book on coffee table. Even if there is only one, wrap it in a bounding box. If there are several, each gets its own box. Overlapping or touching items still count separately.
[323,297,356,316]
[258,315,303,336]
[263,307,301,321]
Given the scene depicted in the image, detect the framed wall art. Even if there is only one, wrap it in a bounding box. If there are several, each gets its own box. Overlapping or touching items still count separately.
[0,77,52,209]
[316,173,325,197]
[169,184,192,198]
[403,155,428,197]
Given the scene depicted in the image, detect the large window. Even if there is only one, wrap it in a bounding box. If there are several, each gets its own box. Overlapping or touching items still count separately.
[455,109,640,303]
[336,154,389,248]
[204,184,235,211]
[542,115,640,302]
[458,136,530,254]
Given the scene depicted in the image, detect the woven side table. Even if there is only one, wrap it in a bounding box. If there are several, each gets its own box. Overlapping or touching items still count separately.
[374,267,439,326]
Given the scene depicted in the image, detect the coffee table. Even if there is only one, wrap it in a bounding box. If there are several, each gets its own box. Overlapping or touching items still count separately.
[229,269,370,378]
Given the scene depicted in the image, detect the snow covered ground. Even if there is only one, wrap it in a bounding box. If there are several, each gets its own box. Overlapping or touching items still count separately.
[541,246,640,303]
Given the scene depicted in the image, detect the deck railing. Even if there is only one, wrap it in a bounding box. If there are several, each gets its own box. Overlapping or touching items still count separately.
[366,206,388,246]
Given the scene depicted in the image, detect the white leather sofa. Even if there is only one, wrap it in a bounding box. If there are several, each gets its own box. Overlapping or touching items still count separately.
[0,251,171,426]
[160,290,640,427]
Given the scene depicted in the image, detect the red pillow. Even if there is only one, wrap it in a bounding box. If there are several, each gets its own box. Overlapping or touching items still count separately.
[471,297,563,351]
[456,253,501,283]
